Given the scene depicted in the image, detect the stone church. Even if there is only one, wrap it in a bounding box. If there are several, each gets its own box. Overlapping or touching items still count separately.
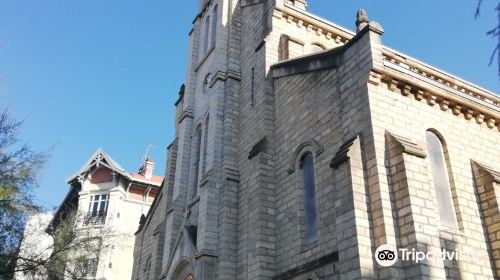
[132,0,500,279]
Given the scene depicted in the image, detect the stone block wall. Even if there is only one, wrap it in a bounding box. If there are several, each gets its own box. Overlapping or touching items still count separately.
[367,57,499,279]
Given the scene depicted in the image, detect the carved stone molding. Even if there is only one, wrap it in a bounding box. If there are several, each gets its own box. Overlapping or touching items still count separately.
[178,108,194,123]
[386,131,427,158]
[195,249,218,259]
[224,167,240,183]
[275,6,353,47]
[380,75,499,131]
[329,135,359,169]
[248,137,268,160]
[288,139,324,174]
[472,161,500,183]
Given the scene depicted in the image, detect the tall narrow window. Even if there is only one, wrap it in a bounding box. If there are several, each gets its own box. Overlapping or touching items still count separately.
[211,5,218,47]
[301,153,317,242]
[192,126,202,198]
[426,131,457,228]
[86,194,109,225]
[251,67,255,106]
[202,116,209,173]
[203,16,210,54]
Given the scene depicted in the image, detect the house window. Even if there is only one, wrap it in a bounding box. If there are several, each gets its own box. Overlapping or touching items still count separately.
[192,126,202,198]
[85,194,109,225]
[300,152,318,242]
[83,258,98,278]
[426,131,457,228]
[203,16,210,54]
[211,5,218,47]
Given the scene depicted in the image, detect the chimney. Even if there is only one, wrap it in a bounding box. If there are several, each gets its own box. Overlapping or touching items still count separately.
[140,157,155,180]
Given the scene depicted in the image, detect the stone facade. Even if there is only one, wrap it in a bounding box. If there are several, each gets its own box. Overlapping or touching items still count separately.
[132,1,500,279]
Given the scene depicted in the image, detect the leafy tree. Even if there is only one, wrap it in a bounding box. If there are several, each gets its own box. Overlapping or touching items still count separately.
[0,109,114,279]
[0,109,46,278]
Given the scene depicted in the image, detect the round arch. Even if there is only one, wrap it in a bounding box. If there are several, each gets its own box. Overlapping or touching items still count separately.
[169,258,194,280]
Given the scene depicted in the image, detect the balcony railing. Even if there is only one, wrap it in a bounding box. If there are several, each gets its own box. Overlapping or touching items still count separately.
[83,211,107,225]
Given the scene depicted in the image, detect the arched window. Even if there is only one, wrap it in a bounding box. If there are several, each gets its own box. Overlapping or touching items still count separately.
[203,16,210,54]
[211,5,218,47]
[300,152,317,241]
[192,125,202,198]
[426,131,457,228]
[309,43,325,54]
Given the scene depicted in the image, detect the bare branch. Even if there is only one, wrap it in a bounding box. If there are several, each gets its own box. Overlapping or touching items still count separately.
[476,0,484,19]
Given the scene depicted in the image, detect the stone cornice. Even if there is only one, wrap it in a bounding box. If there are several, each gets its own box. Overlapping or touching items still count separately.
[211,68,242,86]
[224,167,240,183]
[195,249,217,259]
[178,107,194,123]
[273,5,354,46]
[382,47,499,113]
[376,67,500,131]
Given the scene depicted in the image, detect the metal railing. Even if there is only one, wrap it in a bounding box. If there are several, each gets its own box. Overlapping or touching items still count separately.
[83,211,107,225]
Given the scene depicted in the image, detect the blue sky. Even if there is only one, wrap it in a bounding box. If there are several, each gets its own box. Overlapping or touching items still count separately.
[1,1,498,209]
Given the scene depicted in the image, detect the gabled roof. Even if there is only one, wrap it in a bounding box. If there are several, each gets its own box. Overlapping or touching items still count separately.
[66,148,163,187]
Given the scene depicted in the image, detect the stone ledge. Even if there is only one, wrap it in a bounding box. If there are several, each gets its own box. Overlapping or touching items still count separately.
[224,167,240,183]
[471,161,500,183]
[386,132,427,158]
[195,249,217,259]
[178,108,194,123]
[329,136,359,169]
[248,137,267,160]
[271,20,379,78]
[212,68,242,86]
